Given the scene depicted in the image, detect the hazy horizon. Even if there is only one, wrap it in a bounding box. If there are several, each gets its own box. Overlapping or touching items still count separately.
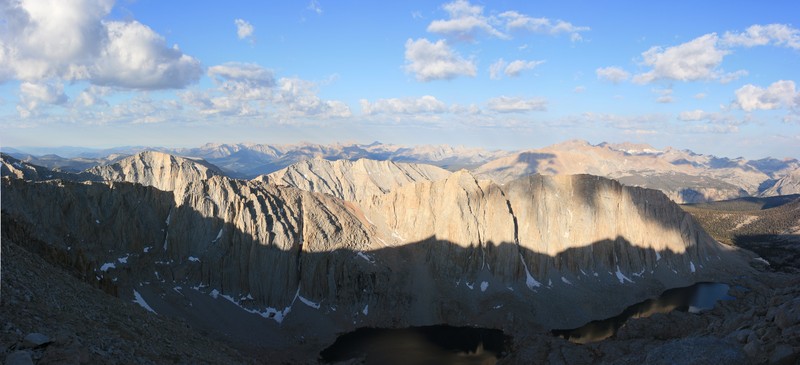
[1,1,799,160]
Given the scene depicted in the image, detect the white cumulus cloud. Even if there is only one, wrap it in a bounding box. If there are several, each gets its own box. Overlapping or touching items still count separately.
[92,21,202,89]
[360,95,447,115]
[404,38,477,82]
[235,19,254,40]
[274,78,351,118]
[486,96,547,113]
[186,63,349,119]
[734,80,798,112]
[596,66,630,84]
[0,0,202,90]
[633,33,728,84]
[208,62,276,99]
[17,81,68,117]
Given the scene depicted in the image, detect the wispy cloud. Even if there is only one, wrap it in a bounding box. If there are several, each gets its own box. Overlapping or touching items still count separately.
[596,66,630,84]
[486,96,547,113]
[235,19,255,41]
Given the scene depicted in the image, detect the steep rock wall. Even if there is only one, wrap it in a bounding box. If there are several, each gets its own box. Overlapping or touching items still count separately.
[257,158,450,202]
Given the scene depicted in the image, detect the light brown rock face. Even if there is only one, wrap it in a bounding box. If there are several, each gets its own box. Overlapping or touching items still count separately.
[762,169,800,196]
[1,155,745,336]
[255,158,450,202]
[362,171,731,287]
[472,140,781,203]
[86,151,224,193]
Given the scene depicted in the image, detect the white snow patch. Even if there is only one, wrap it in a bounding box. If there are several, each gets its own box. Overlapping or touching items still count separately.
[188,256,200,262]
[561,277,572,285]
[480,281,489,292]
[143,246,151,253]
[196,285,295,324]
[298,295,321,309]
[615,266,633,284]
[689,261,696,273]
[547,279,553,287]
[593,272,599,277]
[117,254,129,264]
[95,219,100,224]
[754,257,770,265]
[655,251,662,261]
[579,269,588,276]
[221,294,238,304]
[519,254,541,289]
[132,290,156,314]
[466,282,474,290]
[154,271,161,281]
[165,210,172,225]
[356,251,375,264]
[173,286,183,294]
[493,304,503,309]
[100,262,116,272]
[362,304,369,315]
[212,228,223,243]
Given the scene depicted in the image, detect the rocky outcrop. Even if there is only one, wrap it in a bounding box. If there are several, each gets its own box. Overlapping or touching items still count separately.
[0,237,250,364]
[86,151,224,193]
[1,154,749,355]
[256,158,450,202]
[356,171,740,326]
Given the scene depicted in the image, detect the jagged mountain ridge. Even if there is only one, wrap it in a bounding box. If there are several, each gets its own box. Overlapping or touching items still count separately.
[473,140,800,203]
[257,157,451,202]
[3,141,509,179]
[1,152,747,339]
[5,140,798,204]
[86,151,225,193]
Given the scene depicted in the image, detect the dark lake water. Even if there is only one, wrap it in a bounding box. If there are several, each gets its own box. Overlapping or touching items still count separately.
[319,283,733,363]
[552,282,734,343]
[319,325,509,365]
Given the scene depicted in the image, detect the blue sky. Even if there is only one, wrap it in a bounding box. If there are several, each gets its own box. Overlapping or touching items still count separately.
[1,0,799,159]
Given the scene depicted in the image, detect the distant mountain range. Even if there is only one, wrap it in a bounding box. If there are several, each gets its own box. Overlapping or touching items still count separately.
[3,140,799,203]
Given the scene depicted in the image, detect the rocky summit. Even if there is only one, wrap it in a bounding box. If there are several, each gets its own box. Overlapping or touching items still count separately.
[2,151,792,364]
